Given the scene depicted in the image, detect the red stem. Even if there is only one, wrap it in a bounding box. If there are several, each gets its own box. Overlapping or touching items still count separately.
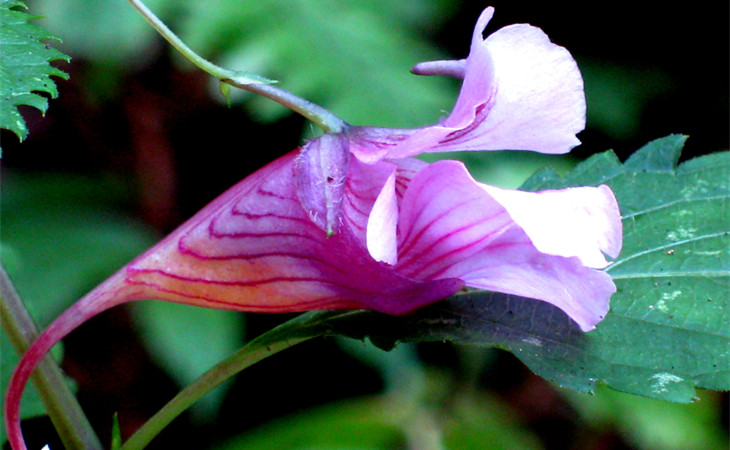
[4,270,136,450]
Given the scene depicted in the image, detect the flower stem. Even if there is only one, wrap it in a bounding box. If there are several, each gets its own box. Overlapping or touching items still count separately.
[120,335,312,449]
[0,263,102,450]
[119,310,356,449]
[126,0,348,133]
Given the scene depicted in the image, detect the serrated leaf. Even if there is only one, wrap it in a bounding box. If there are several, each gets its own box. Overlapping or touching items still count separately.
[482,136,729,400]
[0,0,69,143]
[273,136,728,402]
[523,136,727,392]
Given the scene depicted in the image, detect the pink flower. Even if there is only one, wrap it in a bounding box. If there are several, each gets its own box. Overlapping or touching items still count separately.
[5,7,621,449]
[349,6,586,163]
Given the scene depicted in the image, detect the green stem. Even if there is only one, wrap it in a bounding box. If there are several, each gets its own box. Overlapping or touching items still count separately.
[120,310,361,449]
[126,0,348,133]
[0,264,102,450]
[120,336,314,449]
[120,330,313,448]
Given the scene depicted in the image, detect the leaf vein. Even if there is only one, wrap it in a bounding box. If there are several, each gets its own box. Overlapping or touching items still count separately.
[620,194,727,220]
[608,231,729,271]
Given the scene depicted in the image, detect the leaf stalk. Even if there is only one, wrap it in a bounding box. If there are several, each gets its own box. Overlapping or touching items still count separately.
[126,0,348,134]
[119,323,324,449]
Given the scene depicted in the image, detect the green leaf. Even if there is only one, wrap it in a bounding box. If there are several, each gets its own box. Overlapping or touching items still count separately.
[0,0,69,143]
[315,136,728,402]
[110,413,122,450]
[523,135,729,396]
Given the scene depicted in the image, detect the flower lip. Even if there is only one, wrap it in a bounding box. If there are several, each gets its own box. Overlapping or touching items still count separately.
[387,159,621,331]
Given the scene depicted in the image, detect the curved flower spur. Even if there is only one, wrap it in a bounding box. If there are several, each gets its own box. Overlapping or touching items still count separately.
[5,7,621,448]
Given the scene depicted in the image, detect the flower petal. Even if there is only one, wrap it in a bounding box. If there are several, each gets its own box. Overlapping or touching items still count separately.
[341,156,396,242]
[341,155,428,251]
[445,226,615,331]
[392,159,616,331]
[388,6,585,158]
[347,126,417,165]
[442,6,497,129]
[5,150,464,449]
[395,160,514,280]
[480,184,623,268]
[126,150,462,314]
[367,168,399,264]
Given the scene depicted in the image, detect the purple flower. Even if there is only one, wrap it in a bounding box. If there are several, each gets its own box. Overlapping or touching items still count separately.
[5,7,621,448]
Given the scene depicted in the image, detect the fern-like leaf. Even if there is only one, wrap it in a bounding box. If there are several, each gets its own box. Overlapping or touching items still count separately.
[0,0,69,145]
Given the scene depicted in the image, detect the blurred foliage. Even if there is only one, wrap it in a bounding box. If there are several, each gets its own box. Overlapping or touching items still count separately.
[216,383,544,450]
[130,301,244,421]
[567,387,727,450]
[1,172,155,325]
[33,0,168,66]
[0,0,69,144]
[176,0,458,128]
[212,331,543,449]
[421,150,578,189]
[17,0,730,155]
[217,339,726,450]
[580,59,674,141]
[34,0,458,128]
